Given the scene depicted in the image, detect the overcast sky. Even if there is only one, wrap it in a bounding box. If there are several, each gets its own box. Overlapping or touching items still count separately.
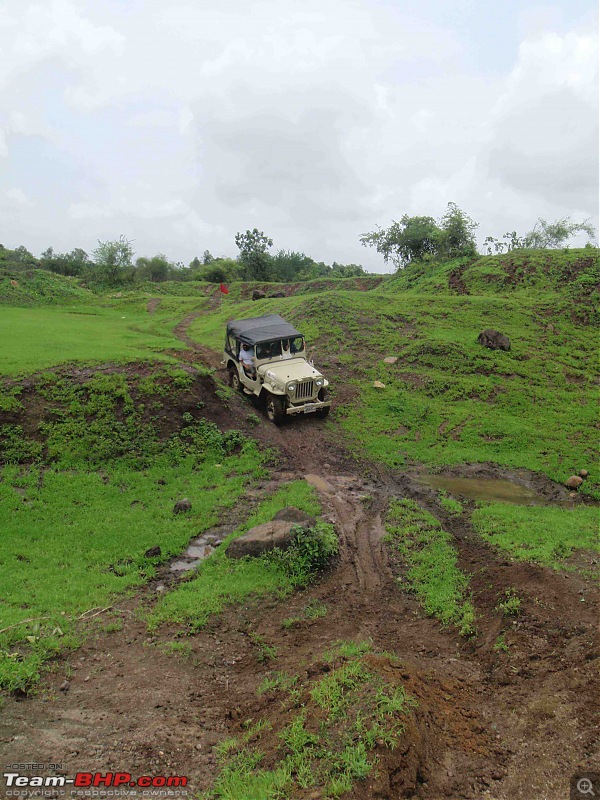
[1,0,598,272]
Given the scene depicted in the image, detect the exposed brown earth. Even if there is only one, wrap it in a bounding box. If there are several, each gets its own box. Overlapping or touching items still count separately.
[0,315,598,800]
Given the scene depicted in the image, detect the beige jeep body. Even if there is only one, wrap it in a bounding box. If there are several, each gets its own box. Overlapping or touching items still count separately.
[223,314,331,424]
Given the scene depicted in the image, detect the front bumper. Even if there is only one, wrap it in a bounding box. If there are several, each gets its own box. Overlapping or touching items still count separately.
[286,400,332,416]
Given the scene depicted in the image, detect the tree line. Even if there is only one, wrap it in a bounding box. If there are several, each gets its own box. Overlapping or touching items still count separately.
[1,205,596,287]
[0,231,366,288]
[359,202,596,268]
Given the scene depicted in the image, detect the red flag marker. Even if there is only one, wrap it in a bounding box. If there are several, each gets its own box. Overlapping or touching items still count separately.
[220,283,229,294]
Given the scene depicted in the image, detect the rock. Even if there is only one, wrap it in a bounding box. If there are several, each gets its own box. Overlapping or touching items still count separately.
[383,356,398,364]
[144,545,161,558]
[269,291,286,298]
[373,381,386,389]
[273,506,316,526]
[565,476,583,489]
[173,498,192,514]
[226,520,305,559]
[477,329,511,351]
[252,290,266,301]
[579,469,589,478]
[59,680,70,692]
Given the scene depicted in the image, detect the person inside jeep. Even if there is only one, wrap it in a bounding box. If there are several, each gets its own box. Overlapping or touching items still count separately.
[239,343,256,377]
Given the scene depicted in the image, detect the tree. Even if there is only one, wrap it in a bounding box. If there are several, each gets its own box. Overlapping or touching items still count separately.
[360,215,439,267]
[484,217,597,255]
[202,250,214,265]
[360,203,478,268]
[135,254,171,282]
[40,247,89,276]
[234,228,273,281]
[437,202,478,260]
[92,236,134,286]
[270,250,317,282]
[330,262,367,278]
[522,217,596,249]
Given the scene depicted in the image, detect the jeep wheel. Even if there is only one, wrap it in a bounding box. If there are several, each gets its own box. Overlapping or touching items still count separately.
[316,405,330,419]
[266,393,286,425]
[228,366,242,392]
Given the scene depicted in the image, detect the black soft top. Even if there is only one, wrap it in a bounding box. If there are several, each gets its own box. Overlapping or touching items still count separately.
[226,314,302,345]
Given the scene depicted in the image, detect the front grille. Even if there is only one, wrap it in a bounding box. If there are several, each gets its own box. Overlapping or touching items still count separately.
[295,380,314,400]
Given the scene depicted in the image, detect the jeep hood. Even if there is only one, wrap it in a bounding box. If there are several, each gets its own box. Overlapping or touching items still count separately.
[258,359,323,383]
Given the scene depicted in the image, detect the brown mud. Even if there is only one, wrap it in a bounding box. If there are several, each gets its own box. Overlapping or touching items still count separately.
[0,316,598,799]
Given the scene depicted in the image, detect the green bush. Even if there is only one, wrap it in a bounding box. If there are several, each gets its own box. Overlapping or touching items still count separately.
[265,521,339,584]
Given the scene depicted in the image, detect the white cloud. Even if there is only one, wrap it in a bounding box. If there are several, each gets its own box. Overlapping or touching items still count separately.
[0,0,597,267]
[4,188,34,206]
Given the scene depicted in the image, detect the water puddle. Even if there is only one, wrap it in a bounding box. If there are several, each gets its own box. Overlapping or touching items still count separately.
[169,533,220,572]
[415,475,571,506]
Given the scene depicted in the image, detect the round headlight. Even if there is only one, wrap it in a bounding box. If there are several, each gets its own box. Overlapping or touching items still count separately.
[288,383,297,392]
[315,379,324,387]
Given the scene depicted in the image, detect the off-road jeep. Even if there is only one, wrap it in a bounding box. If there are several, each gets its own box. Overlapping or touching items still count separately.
[223,314,331,425]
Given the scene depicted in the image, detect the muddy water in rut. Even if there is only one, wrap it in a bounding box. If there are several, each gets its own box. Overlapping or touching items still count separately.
[0,317,597,799]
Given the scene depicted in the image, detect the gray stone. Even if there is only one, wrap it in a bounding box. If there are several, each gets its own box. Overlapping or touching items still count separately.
[226,520,301,559]
[273,506,316,526]
[383,356,398,364]
[477,329,511,351]
[173,498,192,514]
[579,469,589,478]
[252,290,266,301]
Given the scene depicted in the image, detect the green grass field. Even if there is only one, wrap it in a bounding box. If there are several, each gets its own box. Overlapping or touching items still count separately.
[0,306,185,375]
[0,254,598,694]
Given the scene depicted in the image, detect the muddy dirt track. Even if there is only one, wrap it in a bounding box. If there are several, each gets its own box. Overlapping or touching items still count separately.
[0,314,598,800]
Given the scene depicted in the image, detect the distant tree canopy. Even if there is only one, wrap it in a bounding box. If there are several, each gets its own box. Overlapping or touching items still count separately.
[360,203,478,268]
[234,228,274,281]
[1,206,596,289]
[41,247,90,277]
[484,217,597,255]
[361,203,597,269]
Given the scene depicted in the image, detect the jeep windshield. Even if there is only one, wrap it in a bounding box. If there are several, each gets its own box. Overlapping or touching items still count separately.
[255,337,305,361]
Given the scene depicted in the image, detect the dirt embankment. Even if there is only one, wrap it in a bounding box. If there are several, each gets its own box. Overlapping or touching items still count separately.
[0,318,597,799]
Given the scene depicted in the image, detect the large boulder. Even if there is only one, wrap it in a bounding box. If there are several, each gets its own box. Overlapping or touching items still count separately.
[226,520,300,559]
[252,289,266,301]
[273,506,316,526]
[477,329,511,351]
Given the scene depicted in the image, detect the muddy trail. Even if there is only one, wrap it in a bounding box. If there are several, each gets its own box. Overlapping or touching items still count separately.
[0,317,598,800]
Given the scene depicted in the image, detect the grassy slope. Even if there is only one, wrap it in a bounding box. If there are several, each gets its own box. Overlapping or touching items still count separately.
[188,249,599,573]
[1,251,597,690]
[0,367,268,690]
[189,250,598,494]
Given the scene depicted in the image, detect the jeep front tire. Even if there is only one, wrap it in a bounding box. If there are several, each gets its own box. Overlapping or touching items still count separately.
[228,366,242,392]
[266,393,286,425]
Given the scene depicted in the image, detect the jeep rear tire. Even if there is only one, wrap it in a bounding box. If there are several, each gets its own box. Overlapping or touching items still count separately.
[266,393,286,425]
[228,366,242,392]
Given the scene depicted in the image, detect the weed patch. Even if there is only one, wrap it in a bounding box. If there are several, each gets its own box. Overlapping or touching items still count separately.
[386,499,476,635]
[472,503,600,570]
[204,643,416,799]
